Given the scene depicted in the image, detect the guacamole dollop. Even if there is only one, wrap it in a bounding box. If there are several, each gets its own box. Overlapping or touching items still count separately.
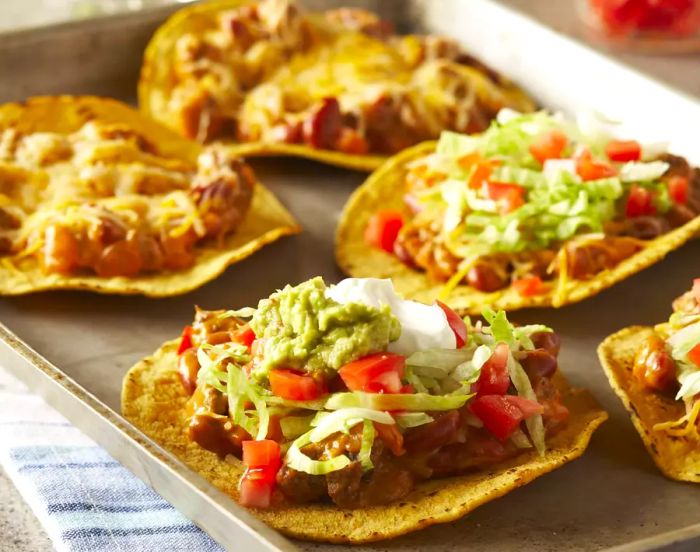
[249,277,400,379]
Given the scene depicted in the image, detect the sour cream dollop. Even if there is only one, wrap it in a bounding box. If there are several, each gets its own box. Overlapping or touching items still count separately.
[326,278,456,355]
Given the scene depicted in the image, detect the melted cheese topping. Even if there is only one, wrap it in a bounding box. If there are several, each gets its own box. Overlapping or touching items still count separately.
[0,121,203,261]
[164,0,533,149]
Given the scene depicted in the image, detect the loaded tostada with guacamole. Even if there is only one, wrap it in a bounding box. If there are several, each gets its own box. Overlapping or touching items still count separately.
[123,276,607,542]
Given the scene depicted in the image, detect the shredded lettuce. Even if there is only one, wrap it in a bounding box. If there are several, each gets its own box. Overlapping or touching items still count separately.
[407,348,472,373]
[506,353,545,455]
[619,161,669,182]
[195,343,269,439]
[510,428,533,449]
[419,111,671,262]
[394,412,434,429]
[358,421,376,471]
[219,307,256,319]
[262,395,327,411]
[325,391,471,411]
[482,308,516,348]
[286,434,351,475]
[285,408,391,476]
[436,130,479,158]
[677,371,700,401]
[667,320,700,399]
[667,321,700,360]
[309,408,393,442]
[280,415,315,440]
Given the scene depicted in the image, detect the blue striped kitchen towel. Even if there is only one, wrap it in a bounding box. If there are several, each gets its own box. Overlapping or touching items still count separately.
[0,367,223,552]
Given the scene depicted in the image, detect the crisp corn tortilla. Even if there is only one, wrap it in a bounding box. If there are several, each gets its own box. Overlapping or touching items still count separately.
[122,339,607,543]
[598,326,700,483]
[336,142,700,315]
[0,96,300,296]
[138,0,533,172]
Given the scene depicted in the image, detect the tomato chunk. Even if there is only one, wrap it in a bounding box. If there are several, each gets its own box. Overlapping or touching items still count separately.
[668,176,689,205]
[575,148,617,181]
[436,300,467,348]
[269,369,326,401]
[243,440,281,471]
[688,343,700,367]
[239,475,273,508]
[177,325,194,355]
[529,130,568,165]
[512,276,546,297]
[365,210,405,253]
[625,185,656,217]
[468,160,494,189]
[485,182,525,214]
[473,343,510,396]
[470,394,543,441]
[232,324,256,348]
[374,422,405,456]
[605,139,641,162]
[339,353,406,393]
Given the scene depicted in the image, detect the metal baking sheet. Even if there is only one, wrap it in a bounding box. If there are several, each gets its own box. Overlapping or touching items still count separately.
[1,1,700,550]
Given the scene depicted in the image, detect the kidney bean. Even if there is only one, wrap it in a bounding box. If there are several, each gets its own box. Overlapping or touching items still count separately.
[530,331,561,357]
[519,349,558,379]
[302,97,342,149]
[404,411,459,452]
[42,224,79,275]
[95,239,143,277]
[466,263,508,292]
[633,334,677,393]
[623,216,670,240]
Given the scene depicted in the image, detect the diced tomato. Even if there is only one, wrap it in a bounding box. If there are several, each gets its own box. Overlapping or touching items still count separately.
[625,185,656,217]
[605,139,641,162]
[575,148,617,181]
[365,210,405,253]
[484,182,525,214]
[436,300,467,348]
[177,326,194,355]
[336,128,369,155]
[239,474,273,508]
[473,343,510,396]
[232,324,256,348]
[374,422,405,456]
[512,276,546,297]
[239,439,281,509]
[469,394,544,441]
[469,161,493,189]
[668,176,689,205]
[688,343,700,367]
[268,369,326,401]
[242,440,281,472]
[457,152,482,171]
[593,0,648,31]
[339,353,406,394]
[692,278,700,303]
[529,130,568,165]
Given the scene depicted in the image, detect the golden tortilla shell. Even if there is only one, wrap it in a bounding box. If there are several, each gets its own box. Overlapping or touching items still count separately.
[336,142,700,314]
[122,339,607,543]
[598,326,700,483]
[0,96,300,296]
[138,0,532,172]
